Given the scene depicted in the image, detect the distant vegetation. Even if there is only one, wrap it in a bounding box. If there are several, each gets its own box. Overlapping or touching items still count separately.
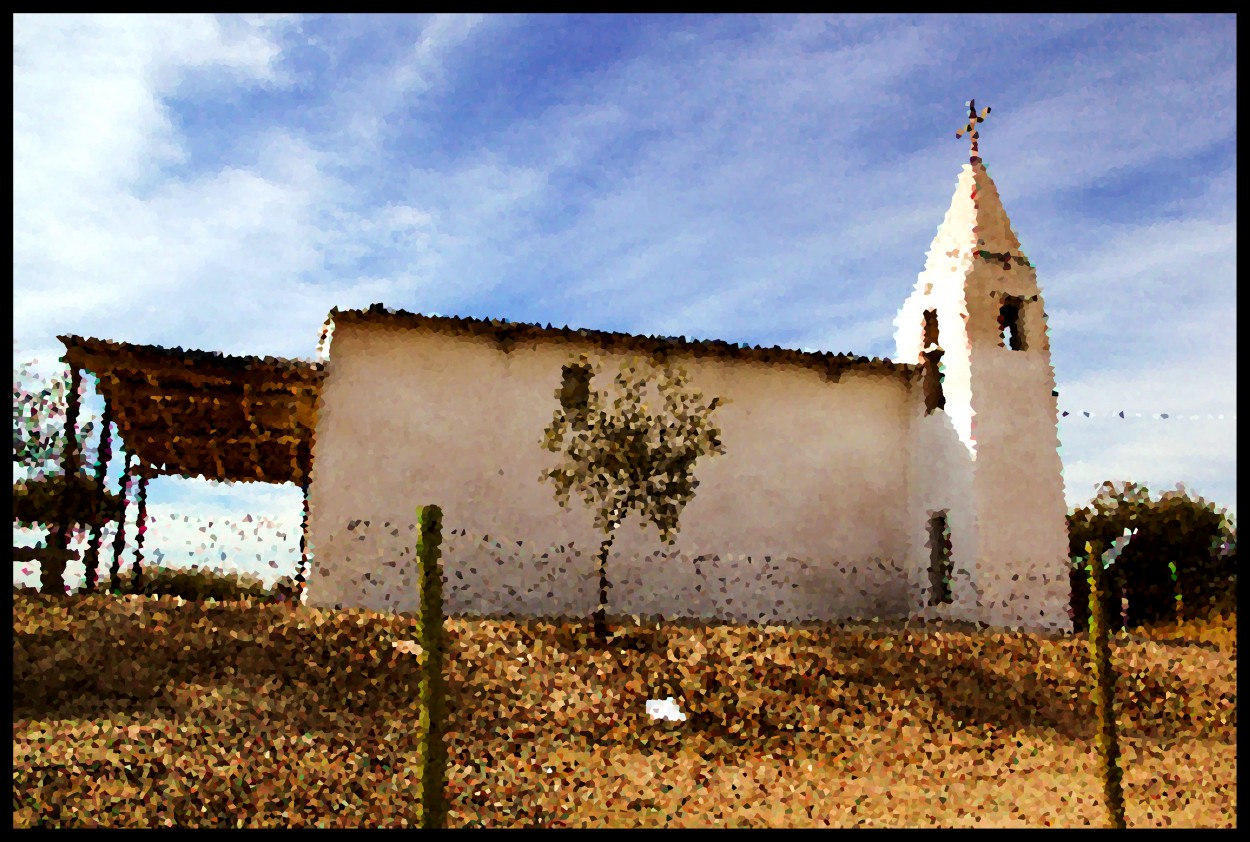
[1067,481,1237,631]
[14,565,300,605]
[13,472,123,531]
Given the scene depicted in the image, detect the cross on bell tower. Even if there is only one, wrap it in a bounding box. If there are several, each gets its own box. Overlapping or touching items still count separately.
[955,99,992,165]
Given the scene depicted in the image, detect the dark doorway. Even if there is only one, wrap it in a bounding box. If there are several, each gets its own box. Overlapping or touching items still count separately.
[928,512,953,606]
[923,350,945,414]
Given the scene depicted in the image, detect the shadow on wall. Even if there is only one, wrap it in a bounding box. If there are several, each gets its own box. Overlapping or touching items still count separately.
[313,519,912,624]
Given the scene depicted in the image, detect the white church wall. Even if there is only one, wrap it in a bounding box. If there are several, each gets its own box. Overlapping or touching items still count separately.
[896,253,986,627]
[966,343,1072,633]
[903,399,983,625]
[304,153,1075,635]
[305,321,916,624]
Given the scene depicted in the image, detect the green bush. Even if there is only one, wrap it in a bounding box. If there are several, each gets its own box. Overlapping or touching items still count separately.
[13,472,123,530]
[1068,481,1237,630]
[11,566,299,603]
[111,565,278,603]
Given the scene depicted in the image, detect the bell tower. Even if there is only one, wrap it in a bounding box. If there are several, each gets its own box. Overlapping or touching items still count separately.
[896,102,1071,633]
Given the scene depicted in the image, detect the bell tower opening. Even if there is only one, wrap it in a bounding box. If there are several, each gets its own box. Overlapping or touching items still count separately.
[999,296,1026,351]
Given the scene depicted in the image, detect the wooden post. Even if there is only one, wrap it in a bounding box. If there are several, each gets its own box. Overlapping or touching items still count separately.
[109,451,135,593]
[293,436,313,601]
[294,476,311,600]
[132,464,151,593]
[82,396,114,592]
[416,504,448,829]
[43,364,82,596]
[1086,540,1127,829]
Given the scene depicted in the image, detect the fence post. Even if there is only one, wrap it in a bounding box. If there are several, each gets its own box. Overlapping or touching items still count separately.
[416,504,448,829]
[1086,539,1126,829]
[132,466,151,593]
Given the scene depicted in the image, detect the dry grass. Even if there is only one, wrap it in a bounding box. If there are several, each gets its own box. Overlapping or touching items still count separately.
[12,594,1237,827]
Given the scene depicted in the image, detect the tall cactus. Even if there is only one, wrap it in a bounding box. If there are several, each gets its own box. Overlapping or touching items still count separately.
[416,504,449,829]
[1086,539,1126,829]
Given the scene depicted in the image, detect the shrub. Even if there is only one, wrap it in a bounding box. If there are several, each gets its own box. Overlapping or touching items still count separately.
[13,472,123,530]
[269,575,302,604]
[111,565,276,603]
[1068,481,1237,630]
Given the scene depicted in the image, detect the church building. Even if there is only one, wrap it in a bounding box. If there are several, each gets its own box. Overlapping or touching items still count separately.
[302,104,1073,634]
[50,104,1069,633]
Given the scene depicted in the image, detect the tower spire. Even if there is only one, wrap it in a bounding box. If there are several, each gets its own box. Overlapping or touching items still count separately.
[955,99,992,165]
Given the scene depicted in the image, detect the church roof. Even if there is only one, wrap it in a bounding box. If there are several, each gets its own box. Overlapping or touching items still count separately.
[329,305,915,382]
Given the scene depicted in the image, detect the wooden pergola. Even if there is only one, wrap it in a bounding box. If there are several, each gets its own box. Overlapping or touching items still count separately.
[39,335,325,595]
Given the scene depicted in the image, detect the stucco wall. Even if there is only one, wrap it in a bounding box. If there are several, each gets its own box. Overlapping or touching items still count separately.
[966,344,1072,634]
[305,323,916,624]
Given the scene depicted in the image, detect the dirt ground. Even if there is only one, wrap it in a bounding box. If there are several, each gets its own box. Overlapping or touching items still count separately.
[12,595,1237,827]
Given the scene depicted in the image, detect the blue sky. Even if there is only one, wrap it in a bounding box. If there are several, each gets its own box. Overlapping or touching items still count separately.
[13,14,1237,590]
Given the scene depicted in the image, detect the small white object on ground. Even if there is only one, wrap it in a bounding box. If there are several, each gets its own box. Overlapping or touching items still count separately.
[392,640,424,657]
[646,696,687,722]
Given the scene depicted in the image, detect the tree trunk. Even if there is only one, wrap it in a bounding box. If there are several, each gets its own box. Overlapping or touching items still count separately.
[38,526,68,598]
[594,530,617,641]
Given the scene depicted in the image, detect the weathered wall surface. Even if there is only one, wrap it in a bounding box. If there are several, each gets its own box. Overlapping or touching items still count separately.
[318,517,909,625]
[305,323,916,624]
[966,343,1073,634]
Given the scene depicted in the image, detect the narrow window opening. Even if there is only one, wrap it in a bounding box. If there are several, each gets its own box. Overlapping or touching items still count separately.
[999,297,1025,350]
[928,512,953,606]
[923,349,945,414]
[560,362,592,419]
[922,309,940,351]
[921,309,945,415]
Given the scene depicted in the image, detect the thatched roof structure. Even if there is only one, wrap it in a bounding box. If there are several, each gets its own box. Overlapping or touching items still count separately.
[59,336,324,485]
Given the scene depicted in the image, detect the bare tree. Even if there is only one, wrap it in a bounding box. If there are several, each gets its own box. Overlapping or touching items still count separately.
[540,353,726,640]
